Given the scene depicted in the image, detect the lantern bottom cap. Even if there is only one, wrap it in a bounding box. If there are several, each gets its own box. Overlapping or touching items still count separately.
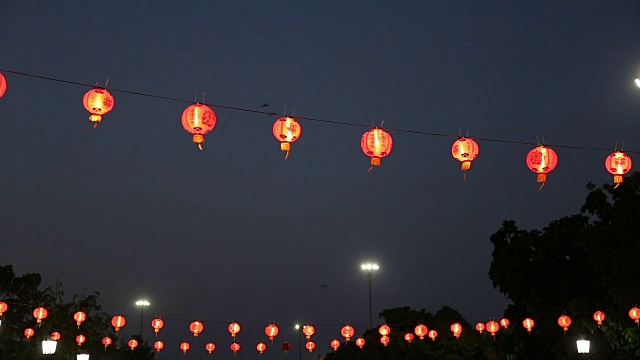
[280,142,291,151]
[370,157,381,166]
[536,173,547,183]
[613,175,623,183]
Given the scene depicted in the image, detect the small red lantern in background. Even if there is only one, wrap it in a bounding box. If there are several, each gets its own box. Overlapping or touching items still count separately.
[272,116,302,159]
[33,306,48,325]
[593,311,606,326]
[475,322,485,334]
[361,128,393,172]
[404,333,414,343]
[414,324,428,339]
[629,307,640,323]
[281,342,291,353]
[306,341,316,352]
[330,339,340,351]
[486,320,499,338]
[74,311,86,327]
[302,324,315,339]
[500,318,510,328]
[151,318,164,335]
[523,318,535,333]
[558,315,572,332]
[190,320,204,337]
[102,336,112,350]
[355,337,366,349]
[51,332,61,341]
[450,323,462,338]
[228,322,241,339]
[205,342,216,354]
[0,72,7,98]
[605,151,632,188]
[451,137,480,180]
[111,315,126,332]
[24,328,34,339]
[265,323,279,342]
[180,342,190,354]
[0,301,7,316]
[181,103,217,150]
[128,339,138,351]
[428,330,438,341]
[154,340,164,352]
[256,342,267,355]
[526,145,558,189]
[340,325,355,341]
[380,335,390,346]
[230,342,241,354]
[378,324,391,336]
[76,334,86,346]
[83,88,115,128]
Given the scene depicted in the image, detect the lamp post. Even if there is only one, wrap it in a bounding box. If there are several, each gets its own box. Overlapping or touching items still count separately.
[42,340,57,355]
[294,324,302,360]
[361,263,379,329]
[135,299,150,338]
[577,339,590,354]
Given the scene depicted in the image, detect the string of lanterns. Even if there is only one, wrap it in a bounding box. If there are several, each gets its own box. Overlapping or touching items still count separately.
[0,70,635,189]
[3,301,640,356]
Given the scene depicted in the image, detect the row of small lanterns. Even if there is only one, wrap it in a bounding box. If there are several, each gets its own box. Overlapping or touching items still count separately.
[0,73,633,187]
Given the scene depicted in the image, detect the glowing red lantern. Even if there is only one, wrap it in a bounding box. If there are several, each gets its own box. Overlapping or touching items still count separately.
[231,342,241,354]
[111,315,126,332]
[475,322,485,334]
[205,342,216,354]
[361,128,393,171]
[558,315,572,332]
[74,311,86,327]
[51,332,61,341]
[526,145,558,188]
[190,320,204,337]
[380,335,390,346]
[256,342,267,354]
[181,103,217,150]
[414,324,428,339]
[331,339,341,351]
[629,307,640,323]
[24,328,34,339]
[0,72,7,98]
[500,318,510,328]
[302,324,315,339]
[154,340,164,352]
[102,336,112,350]
[128,339,138,351]
[523,318,535,332]
[281,342,291,353]
[428,330,438,341]
[180,342,190,354]
[486,320,499,337]
[404,333,414,343]
[83,88,115,128]
[228,322,241,338]
[265,323,279,341]
[356,337,366,349]
[33,306,48,324]
[340,325,355,341]
[76,334,86,346]
[306,341,316,352]
[450,323,462,338]
[272,116,302,159]
[451,137,480,177]
[605,151,632,188]
[151,318,164,335]
[378,324,391,336]
[593,311,606,326]
[0,301,8,316]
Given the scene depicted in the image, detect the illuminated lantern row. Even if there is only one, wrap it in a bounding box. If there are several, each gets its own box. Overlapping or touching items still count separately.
[190,320,204,337]
[128,339,138,351]
[303,324,315,339]
[231,342,241,354]
[51,332,61,341]
[257,342,267,354]
[331,339,340,351]
[24,328,34,339]
[265,323,279,342]
[404,333,414,343]
[152,318,164,335]
[450,323,462,339]
[0,72,7,98]
[228,322,241,339]
[605,151,632,188]
[0,301,8,316]
[74,311,86,328]
[206,342,216,354]
[340,325,355,341]
[180,342,190,354]
[154,340,164,352]
[305,341,316,352]
[451,137,480,180]
[76,334,86,346]
[630,307,640,324]
[111,315,126,332]
[102,337,112,350]
[486,320,499,337]
[526,145,558,189]
[475,322,485,334]
[361,128,393,172]
[356,337,366,349]
[500,318,510,328]
[428,330,438,341]
[273,116,302,159]
[523,318,535,332]
[181,103,217,150]
[593,311,606,326]
[33,307,48,325]
[82,88,115,128]
[558,315,572,332]
[415,324,428,339]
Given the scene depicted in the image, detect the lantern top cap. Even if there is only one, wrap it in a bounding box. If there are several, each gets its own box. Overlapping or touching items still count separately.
[135,300,150,307]
[361,263,379,271]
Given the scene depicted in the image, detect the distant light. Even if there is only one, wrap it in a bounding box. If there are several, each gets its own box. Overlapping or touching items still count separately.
[42,340,57,355]
[77,354,90,360]
[135,300,150,307]
[294,324,300,329]
[361,263,379,271]
[635,78,640,88]
[577,340,590,354]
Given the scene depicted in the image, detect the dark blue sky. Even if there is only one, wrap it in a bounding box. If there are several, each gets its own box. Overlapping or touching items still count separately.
[1,1,639,359]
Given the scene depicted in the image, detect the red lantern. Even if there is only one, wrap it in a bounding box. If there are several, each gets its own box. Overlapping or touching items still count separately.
[111,315,126,332]
[24,328,34,339]
[558,315,572,332]
[51,332,61,341]
[33,306,48,324]
[102,336,112,350]
[414,324,428,339]
[0,72,7,98]
[355,337,366,349]
[256,342,267,354]
[475,322,485,334]
[151,318,164,335]
[340,325,355,341]
[181,103,217,150]
[486,320,499,337]
[380,335,390,346]
[450,323,462,338]
[74,311,86,327]
[605,151,632,188]
[265,323,279,341]
[526,145,558,189]
[272,116,302,159]
[306,341,316,352]
[404,333,414,343]
[302,324,315,339]
[281,342,291,353]
[593,311,606,326]
[228,322,241,338]
[523,318,535,332]
[230,342,241,354]
[500,318,510,328]
[76,334,86,346]
[451,137,480,177]
[180,342,190,354]
[154,340,164,352]
[128,339,138,351]
[205,342,216,354]
[361,128,393,171]
[428,330,438,341]
[83,88,115,128]
[0,301,8,316]
[629,307,640,323]
[378,324,391,336]
[189,320,204,337]
[331,339,341,351]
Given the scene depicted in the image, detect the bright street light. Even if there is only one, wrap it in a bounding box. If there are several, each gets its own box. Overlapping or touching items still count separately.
[635,78,640,88]
[577,339,590,354]
[77,354,89,360]
[361,262,379,329]
[42,340,57,355]
[135,299,150,338]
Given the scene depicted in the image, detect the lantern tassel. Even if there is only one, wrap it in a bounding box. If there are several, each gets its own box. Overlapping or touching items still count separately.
[93,122,98,129]
[367,166,374,173]
[613,182,621,189]
[284,150,290,160]
[463,170,468,182]
[197,143,203,151]
[538,181,545,191]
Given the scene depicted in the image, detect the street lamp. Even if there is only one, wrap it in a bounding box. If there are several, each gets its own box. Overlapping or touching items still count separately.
[577,339,590,354]
[294,324,302,360]
[77,354,89,360]
[361,263,379,329]
[135,299,150,338]
[42,340,57,355]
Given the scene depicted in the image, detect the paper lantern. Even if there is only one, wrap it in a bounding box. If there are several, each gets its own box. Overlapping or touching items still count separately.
[265,323,279,341]
[593,311,606,326]
[82,88,115,128]
[629,307,640,323]
[102,336,112,350]
[230,342,241,354]
[523,318,535,332]
[181,103,217,150]
[361,128,393,171]
[330,339,340,351]
[486,320,499,337]
[154,340,164,352]
[111,315,126,332]
[340,325,355,341]
[256,342,267,354]
[76,334,86,346]
[151,318,164,334]
[302,324,315,339]
[558,315,572,332]
[450,323,462,338]
[24,328,34,339]
[414,324,428,339]
[380,335,390,346]
[428,330,438,341]
[605,151,632,188]
[475,322,485,334]
[74,311,86,327]
[306,341,316,352]
[128,339,138,351]
[33,307,48,324]
[0,301,7,316]
[526,145,558,189]
[190,320,204,337]
[500,318,510,328]
[272,116,302,159]
[51,332,61,341]
[378,324,391,336]
[404,333,414,343]
[228,322,241,338]
[355,337,366,349]
[0,72,7,98]
[180,342,190,354]
[451,137,480,178]
[281,342,291,353]
[205,342,216,354]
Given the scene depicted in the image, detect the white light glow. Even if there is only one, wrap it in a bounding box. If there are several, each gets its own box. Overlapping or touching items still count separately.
[294,324,300,329]
[361,263,380,271]
[577,340,590,354]
[42,340,57,355]
[635,78,640,88]
[135,300,150,307]
[77,353,89,360]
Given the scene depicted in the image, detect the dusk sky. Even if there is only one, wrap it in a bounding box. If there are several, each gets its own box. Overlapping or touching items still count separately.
[1,1,640,359]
